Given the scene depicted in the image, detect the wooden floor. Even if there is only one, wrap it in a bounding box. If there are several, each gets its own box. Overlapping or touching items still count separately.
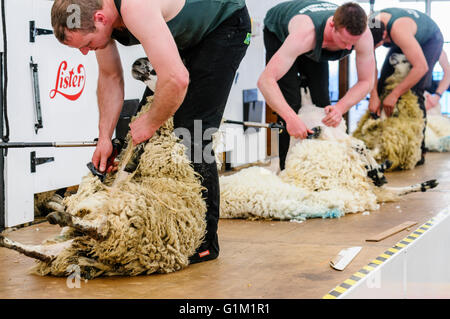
[0,153,449,299]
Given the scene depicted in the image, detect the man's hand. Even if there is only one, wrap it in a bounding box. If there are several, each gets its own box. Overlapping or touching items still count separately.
[322,105,343,127]
[129,111,158,145]
[369,94,381,117]
[286,116,314,140]
[382,92,399,117]
[425,93,440,110]
[92,138,113,173]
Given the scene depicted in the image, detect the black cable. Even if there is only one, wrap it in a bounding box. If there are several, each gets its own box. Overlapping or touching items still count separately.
[1,0,9,143]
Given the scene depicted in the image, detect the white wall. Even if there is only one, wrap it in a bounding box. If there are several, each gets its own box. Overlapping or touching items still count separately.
[2,0,146,227]
[221,0,283,167]
[341,207,450,298]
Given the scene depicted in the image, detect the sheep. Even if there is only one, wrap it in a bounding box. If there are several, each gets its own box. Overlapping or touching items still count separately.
[34,191,63,217]
[219,89,437,221]
[0,96,207,279]
[352,53,425,170]
[424,92,450,152]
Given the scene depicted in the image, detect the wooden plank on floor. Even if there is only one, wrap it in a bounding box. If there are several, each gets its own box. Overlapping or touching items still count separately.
[366,221,418,242]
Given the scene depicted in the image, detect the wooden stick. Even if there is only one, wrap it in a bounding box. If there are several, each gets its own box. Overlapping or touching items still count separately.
[366,221,418,242]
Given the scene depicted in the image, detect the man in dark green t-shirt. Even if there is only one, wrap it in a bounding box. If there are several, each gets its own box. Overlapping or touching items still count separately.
[258,0,375,171]
[369,7,444,164]
[50,0,252,264]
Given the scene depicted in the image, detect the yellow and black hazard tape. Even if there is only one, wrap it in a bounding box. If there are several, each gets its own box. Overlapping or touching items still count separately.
[323,218,436,299]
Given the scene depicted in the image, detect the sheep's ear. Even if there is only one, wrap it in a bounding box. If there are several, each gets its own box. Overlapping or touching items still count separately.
[389,53,399,66]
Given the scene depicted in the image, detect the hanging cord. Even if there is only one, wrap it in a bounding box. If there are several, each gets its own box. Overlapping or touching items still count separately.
[1,0,9,143]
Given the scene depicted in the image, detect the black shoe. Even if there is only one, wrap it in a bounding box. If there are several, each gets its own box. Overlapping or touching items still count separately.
[188,245,219,265]
[416,154,425,166]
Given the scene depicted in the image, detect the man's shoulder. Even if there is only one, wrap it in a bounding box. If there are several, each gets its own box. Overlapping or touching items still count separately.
[286,15,316,52]
[390,18,417,41]
[353,28,374,54]
[288,14,315,34]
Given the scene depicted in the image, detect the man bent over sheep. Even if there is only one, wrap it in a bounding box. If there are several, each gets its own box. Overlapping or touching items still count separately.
[369,7,444,165]
[51,0,251,264]
[257,0,375,171]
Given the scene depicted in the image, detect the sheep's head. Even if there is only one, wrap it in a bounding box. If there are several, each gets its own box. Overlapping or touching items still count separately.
[389,53,411,79]
[132,57,157,92]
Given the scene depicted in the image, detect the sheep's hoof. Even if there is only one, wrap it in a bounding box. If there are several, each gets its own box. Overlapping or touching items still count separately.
[47,211,73,227]
[382,160,392,171]
[306,126,322,139]
[421,179,438,191]
[367,167,387,187]
[46,201,65,213]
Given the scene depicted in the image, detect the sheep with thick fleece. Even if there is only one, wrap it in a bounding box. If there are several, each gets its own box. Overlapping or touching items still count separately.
[424,93,450,152]
[220,89,437,221]
[353,53,425,170]
[0,97,207,279]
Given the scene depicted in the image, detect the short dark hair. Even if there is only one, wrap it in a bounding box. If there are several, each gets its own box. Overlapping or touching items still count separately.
[334,2,367,36]
[51,0,103,43]
[368,18,386,46]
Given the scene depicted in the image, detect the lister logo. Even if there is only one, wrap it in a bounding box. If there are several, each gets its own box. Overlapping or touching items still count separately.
[50,61,86,101]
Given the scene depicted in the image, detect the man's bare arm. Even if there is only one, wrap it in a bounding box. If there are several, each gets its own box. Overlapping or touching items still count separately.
[426,50,450,110]
[257,15,315,138]
[121,0,189,144]
[435,50,450,96]
[335,29,375,114]
[322,29,375,127]
[389,18,428,97]
[92,39,124,172]
[368,61,381,115]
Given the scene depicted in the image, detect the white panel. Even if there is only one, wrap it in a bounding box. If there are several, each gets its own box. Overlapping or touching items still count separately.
[222,0,284,167]
[2,0,147,226]
[340,208,450,299]
[4,149,34,227]
[405,212,450,298]
[30,0,100,193]
[4,0,36,226]
[343,254,406,299]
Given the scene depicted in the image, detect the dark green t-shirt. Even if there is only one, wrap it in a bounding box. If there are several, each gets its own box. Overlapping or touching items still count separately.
[112,0,245,50]
[264,0,353,62]
[378,8,441,46]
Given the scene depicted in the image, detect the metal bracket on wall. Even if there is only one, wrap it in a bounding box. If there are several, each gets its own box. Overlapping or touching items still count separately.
[30,151,54,173]
[30,57,43,133]
[29,21,53,43]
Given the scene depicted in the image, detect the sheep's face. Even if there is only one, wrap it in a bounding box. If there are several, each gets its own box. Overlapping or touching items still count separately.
[389,53,411,78]
[132,58,157,92]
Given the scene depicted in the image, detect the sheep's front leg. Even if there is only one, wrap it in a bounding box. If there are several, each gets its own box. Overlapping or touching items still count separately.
[384,179,438,196]
[350,139,390,186]
[0,234,72,263]
[47,211,108,241]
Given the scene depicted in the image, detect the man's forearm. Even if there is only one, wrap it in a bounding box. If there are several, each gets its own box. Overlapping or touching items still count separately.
[436,78,450,96]
[435,51,450,96]
[436,69,450,96]
[257,75,298,122]
[391,65,428,97]
[142,75,188,131]
[335,80,372,114]
[97,73,124,140]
